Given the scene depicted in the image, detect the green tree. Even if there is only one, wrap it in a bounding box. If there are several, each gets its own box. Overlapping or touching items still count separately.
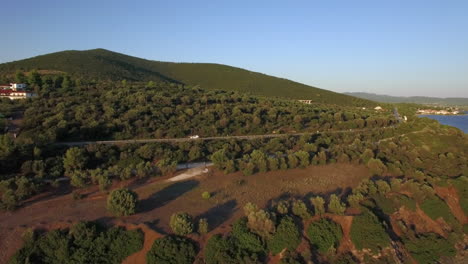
[291,200,311,219]
[307,218,343,254]
[63,147,88,173]
[328,194,346,215]
[15,70,26,83]
[106,188,138,216]
[268,216,301,255]
[28,69,42,87]
[146,235,197,264]
[311,196,325,216]
[170,212,194,235]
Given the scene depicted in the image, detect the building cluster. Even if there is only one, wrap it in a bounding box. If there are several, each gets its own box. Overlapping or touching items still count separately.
[417,109,460,115]
[0,83,36,100]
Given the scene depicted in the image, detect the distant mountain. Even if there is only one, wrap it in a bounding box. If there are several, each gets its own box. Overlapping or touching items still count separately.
[0,49,375,106]
[345,92,468,106]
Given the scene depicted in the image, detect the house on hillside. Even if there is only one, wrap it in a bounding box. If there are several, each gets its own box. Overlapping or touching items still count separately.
[298,100,313,104]
[374,106,383,110]
[0,89,36,100]
[11,83,27,91]
[0,84,10,89]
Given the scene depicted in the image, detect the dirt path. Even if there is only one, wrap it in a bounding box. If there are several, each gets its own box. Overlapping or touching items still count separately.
[166,166,210,182]
[119,222,161,264]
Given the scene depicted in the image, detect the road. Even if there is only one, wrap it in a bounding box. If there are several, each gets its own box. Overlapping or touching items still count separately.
[54,127,394,146]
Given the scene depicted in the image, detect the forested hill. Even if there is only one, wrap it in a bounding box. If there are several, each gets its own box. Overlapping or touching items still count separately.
[346,92,468,106]
[0,49,375,106]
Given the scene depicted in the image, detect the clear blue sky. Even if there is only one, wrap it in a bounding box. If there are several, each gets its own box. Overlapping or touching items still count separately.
[1,0,467,97]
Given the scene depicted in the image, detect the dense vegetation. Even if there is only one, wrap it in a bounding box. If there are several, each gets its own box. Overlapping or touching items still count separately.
[0,49,377,106]
[10,222,143,264]
[306,218,343,254]
[1,68,467,263]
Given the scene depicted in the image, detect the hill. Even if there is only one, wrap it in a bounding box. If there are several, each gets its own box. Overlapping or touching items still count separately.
[346,92,468,107]
[0,49,375,106]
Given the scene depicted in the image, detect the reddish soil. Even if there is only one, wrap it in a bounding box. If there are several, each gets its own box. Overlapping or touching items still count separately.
[0,163,370,263]
[434,186,467,224]
[118,222,161,264]
[391,206,447,237]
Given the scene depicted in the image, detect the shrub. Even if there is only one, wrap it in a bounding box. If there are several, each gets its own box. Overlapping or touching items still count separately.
[106,188,138,216]
[307,218,342,254]
[366,158,386,176]
[404,233,456,263]
[350,209,390,252]
[276,200,289,215]
[268,216,301,255]
[1,189,18,211]
[201,191,211,199]
[198,218,208,234]
[310,196,325,216]
[292,200,311,219]
[170,212,194,235]
[328,194,346,215]
[147,235,197,264]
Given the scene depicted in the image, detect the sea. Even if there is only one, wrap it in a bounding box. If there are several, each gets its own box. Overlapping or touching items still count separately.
[419,111,468,133]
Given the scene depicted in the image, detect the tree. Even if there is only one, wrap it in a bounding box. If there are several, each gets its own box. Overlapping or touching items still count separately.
[106,188,138,216]
[291,200,311,219]
[367,158,387,176]
[328,194,346,215]
[307,218,343,254]
[28,69,42,87]
[310,196,325,216]
[15,70,26,83]
[243,203,276,239]
[295,151,310,168]
[268,216,301,255]
[1,189,18,211]
[170,212,194,235]
[63,147,88,173]
[146,235,197,264]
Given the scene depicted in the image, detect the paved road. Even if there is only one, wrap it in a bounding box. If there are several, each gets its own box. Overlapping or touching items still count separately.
[55,127,393,146]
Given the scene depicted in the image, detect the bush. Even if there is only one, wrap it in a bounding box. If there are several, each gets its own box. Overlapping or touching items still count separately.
[170,212,194,235]
[1,189,18,211]
[268,216,301,255]
[291,200,311,219]
[244,203,276,239]
[404,233,455,263]
[106,188,138,216]
[201,191,211,199]
[328,194,346,215]
[310,196,325,216]
[350,209,390,252]
[306,218,342,254]
[198,218,208,234]
[147,235,197,264]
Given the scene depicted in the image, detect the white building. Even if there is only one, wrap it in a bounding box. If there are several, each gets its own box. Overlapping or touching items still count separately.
[11,83,27,91]
[374,106,383,110]
[0,90,36,100]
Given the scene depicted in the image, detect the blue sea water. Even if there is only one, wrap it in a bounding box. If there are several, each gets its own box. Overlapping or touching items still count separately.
[419,112,468,133]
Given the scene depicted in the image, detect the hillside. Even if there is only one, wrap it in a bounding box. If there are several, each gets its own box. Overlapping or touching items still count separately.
[0,49,375,106]
[346,92,468,106]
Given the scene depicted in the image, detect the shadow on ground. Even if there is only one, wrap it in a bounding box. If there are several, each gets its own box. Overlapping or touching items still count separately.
[138,179,199,213]
[196,199,238,230]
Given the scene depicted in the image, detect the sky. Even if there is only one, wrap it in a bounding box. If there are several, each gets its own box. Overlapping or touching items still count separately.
[1,0,467,97]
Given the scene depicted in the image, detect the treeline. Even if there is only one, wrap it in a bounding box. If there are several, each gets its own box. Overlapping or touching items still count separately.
[2,79,397,142]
